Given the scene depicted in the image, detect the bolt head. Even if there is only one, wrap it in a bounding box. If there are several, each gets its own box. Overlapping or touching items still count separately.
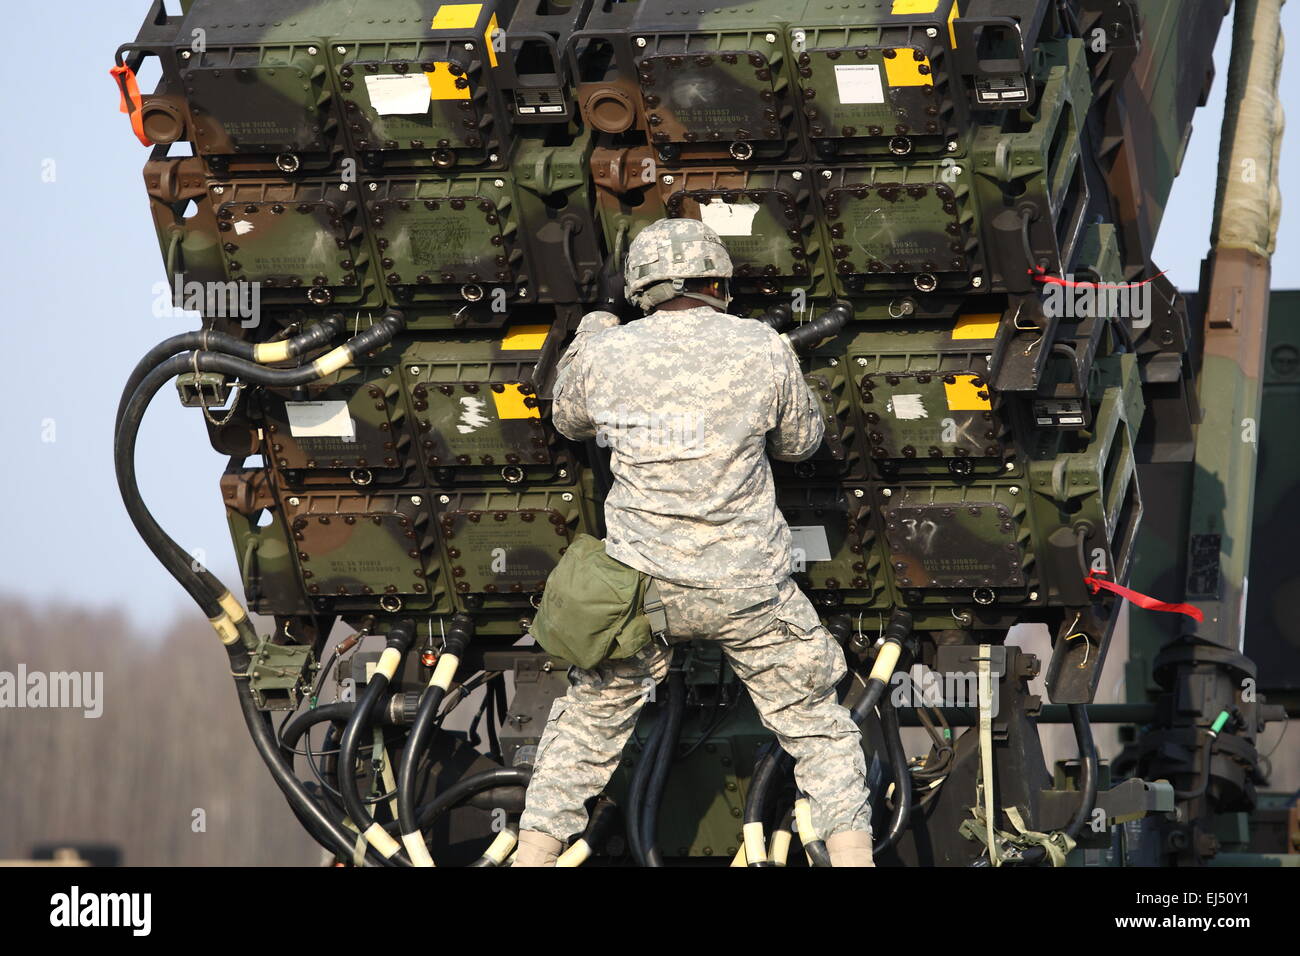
[307,46,318,55]
[181,51,191,60]
[288,497,300,506]
[972,276,983,288]
[881,488,892,497]
[439,495,451,504]
[635,37,647,47]
[662,174,674,184]
[409,366,421,375]
[853,488,865,498]
[1009,486,1020,495]
[926,27,938,38]
[411,496,422,506]
[494,179,505,187]
[336,46,348,55]
[561,493,574,502]
[765,33,777,43]
[791,171,803,181]
[367,182,378,191]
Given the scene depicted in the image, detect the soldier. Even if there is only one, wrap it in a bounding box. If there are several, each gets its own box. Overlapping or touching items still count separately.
[514,218,873,867]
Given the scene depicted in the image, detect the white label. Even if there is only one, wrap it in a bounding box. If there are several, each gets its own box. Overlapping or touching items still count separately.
[285,400,356,441]
[233,220,255,236]
[699,197,761,237]
[790,526,832,562]
[833,64,884,105]
[364,74,432,115]
[889,394,928,420]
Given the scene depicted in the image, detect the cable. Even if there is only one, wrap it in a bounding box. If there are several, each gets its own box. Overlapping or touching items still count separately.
[643,669,686,867]
[626,700,666,867]
[874,697,913,855]
[397,614,474,867]
[336,622,417,867]
[114,314,347,430]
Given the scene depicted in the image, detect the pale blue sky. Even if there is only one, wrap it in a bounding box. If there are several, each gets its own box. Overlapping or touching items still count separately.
[0,1,1295,628]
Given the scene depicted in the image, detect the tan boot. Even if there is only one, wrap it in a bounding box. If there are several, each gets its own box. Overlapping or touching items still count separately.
[513,830,565,867]
[825,830,875,867]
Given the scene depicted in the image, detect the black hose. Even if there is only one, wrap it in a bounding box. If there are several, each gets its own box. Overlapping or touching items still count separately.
[874,697,913,854]
[781,302,852,351]
[626,702,666,867]
[643,670,686,867]
[337,622,417,867]
[743,745,794,866]
[1008,702,1098,867]
[114,313,409,864]
[396,614,474,864]
[415,767,531,829]
[114,314,346,429]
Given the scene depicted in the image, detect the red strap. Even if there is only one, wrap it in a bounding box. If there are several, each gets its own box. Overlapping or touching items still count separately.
[1083,571,1203,622]
[110,63,153,147]
[1028,265,1167,290]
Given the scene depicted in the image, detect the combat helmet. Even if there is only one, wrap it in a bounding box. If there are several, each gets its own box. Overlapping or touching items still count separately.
[624,218,733,311]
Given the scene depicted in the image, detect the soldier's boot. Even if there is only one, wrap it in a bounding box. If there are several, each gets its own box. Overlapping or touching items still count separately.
[513,830,565,867]
[826,830,875,867]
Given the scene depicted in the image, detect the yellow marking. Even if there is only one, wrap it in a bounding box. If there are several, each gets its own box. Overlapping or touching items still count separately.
[944,374,992,411]
[485,829,519,864]
[217,589,248,625]
[555,838,590,867]
[485,13,501,69]
[891,0,941,13]
[402,832,436,867]
[949,1,961,48]
[430,653,461,691]
[952,313,1002,340]
[208,612,240,646]
[730,845,747,867]
[500,324,550,350]
[253,340,292,364]
[869,640,903,683]
[492,384,540,420]
[312,346,352,377]
[364,822,402,859]
[742,821,767,864]
[431,3,482,29]
[769,830,792,866]
[375,647,403,681]
[885,49,934,87]
[427,66,470,101]
[794,798,817,841]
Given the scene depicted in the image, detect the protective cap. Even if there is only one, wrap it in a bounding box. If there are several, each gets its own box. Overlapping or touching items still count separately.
[624,218,734,310]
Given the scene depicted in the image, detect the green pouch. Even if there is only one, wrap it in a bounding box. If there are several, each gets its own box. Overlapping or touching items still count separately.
[530,533,654,670]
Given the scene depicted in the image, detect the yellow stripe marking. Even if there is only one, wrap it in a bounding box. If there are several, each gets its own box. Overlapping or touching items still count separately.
[742,821,767,864]
[430,653,460,691]
[952,313,1001,340]
[431,4,482,29]
[492,384,540,420]
[312,346,352,377]
[375,647,403,682]
[944,374,992,411]
[253,340,292,363]
[402,832,436,867]
[500,325,550,350]
[365,822,402,858]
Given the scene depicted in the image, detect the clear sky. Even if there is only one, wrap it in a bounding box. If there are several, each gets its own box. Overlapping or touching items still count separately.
[1,1,1296,630]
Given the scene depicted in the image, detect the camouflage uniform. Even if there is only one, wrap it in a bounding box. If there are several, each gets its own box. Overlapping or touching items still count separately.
[519,225,870,842]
